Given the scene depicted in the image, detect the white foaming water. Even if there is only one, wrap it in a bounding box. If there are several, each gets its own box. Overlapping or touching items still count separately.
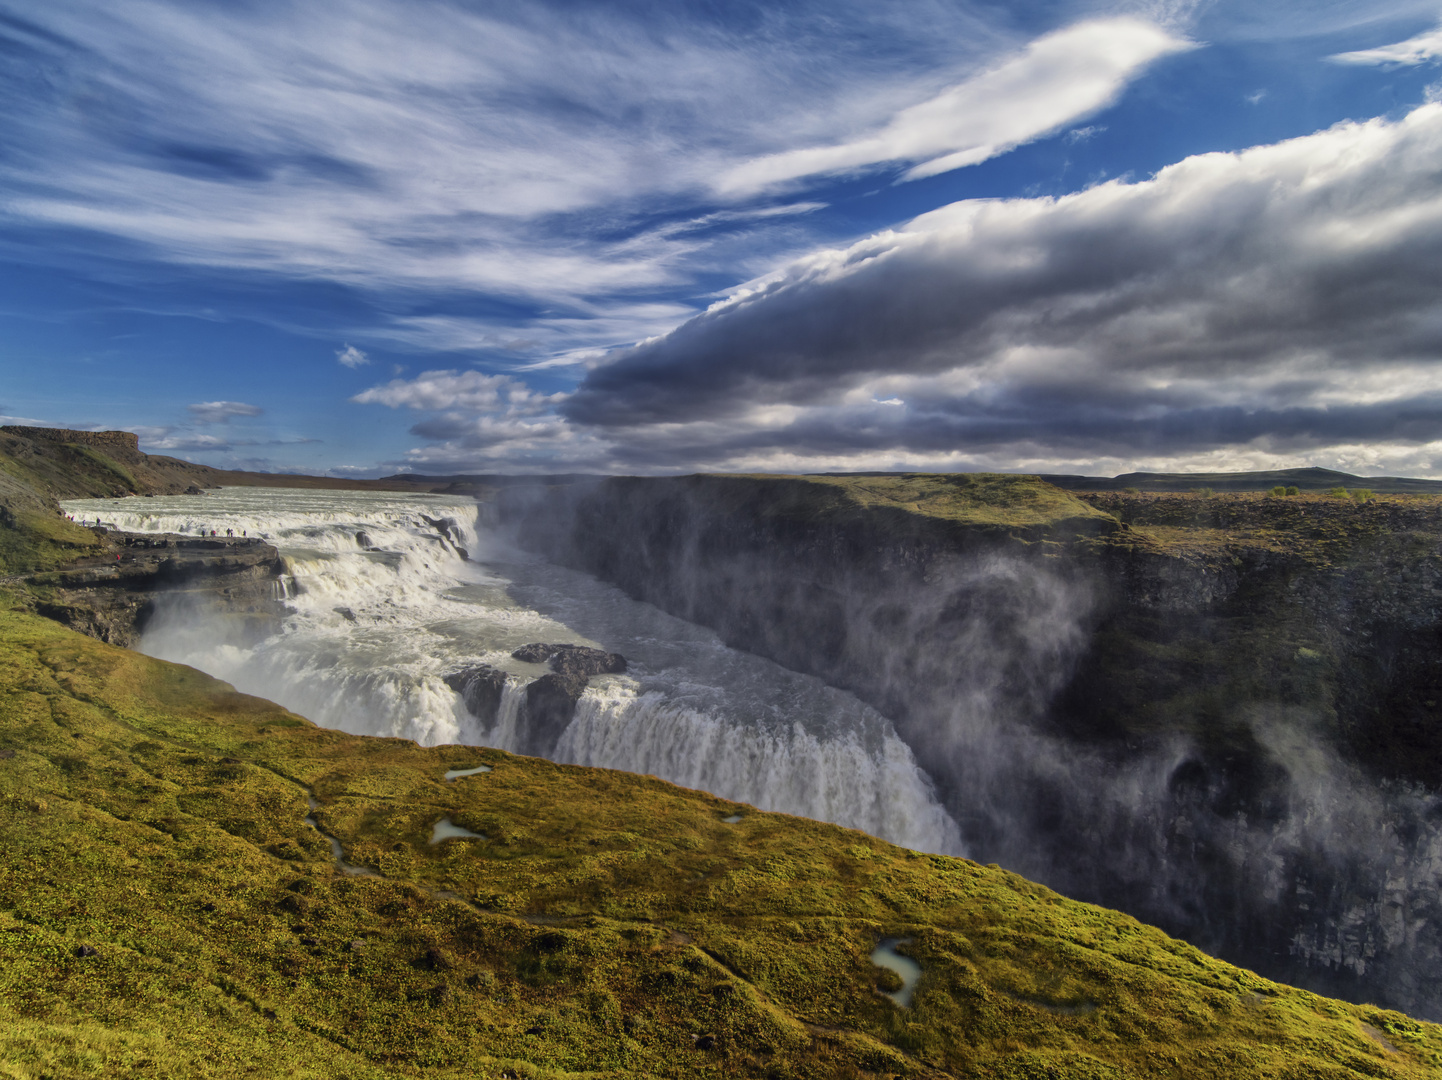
[64,487,964,854]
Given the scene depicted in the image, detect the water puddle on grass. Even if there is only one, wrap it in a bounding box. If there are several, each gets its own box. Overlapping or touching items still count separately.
[722,814,743,824]
[305,797,380,876]
[444,765,492,780]
[871,938,921,1007]
[430,816,486,845]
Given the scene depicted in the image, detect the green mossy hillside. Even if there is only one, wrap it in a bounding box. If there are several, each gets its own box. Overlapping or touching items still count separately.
[1,602,1439,1079]
[1080,488,1442,568]
[606,473,1117,537]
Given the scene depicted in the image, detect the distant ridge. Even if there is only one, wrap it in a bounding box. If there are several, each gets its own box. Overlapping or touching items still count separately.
[1034,466,1442,494]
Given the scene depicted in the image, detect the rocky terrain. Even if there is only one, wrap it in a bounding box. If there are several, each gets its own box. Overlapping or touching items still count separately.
[446,644,628,759]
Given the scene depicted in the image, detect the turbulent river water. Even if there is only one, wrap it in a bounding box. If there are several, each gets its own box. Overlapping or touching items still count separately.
[63,488,963,854]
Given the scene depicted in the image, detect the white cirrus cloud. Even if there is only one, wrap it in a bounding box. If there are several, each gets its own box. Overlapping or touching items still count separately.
[1330,23,1442,66]
[0,2,1187,359]
[716,19,1191,195]
[187,400,263,423]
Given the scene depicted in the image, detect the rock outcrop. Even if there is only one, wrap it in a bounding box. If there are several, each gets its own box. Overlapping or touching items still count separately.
[25,532,285,647]
[510,642,627,678]
[512,643,627,756]
[444,645,627,757]
[442,664,507,726]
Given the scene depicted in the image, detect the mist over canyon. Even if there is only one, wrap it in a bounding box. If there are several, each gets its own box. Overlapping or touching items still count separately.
[500,474,1442,1022]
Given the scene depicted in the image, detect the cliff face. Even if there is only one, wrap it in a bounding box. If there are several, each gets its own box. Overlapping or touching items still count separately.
[25,532,285,647]
[0,429,286,640]
[500,475,1442,1019]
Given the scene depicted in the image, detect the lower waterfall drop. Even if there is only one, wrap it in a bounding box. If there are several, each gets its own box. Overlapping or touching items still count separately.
[63,486,965,855]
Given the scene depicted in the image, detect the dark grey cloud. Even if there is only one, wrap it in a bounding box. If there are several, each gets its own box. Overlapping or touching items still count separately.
[563,104,1442,468]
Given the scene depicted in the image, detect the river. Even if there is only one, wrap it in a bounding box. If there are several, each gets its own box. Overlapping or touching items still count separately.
[62,487,964,855]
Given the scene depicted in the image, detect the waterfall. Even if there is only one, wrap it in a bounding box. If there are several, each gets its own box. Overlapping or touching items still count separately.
[62,487,964,855]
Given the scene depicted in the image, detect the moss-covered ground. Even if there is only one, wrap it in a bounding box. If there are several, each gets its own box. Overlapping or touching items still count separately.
[584,473,1118,541]
[1079,489,1442,567]
[2,599,1440,1079]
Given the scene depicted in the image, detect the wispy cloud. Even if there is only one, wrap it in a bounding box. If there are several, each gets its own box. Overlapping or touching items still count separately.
[1330,23,1442,66]
[717,20,1190,195]
[186,400,263,423]
[0,2,1182,360]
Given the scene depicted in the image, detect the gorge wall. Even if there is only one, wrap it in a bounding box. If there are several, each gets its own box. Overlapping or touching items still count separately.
[499,474,1442,1020]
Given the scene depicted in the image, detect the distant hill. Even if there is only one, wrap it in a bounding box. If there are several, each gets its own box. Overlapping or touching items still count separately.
[1035,466,1442,494]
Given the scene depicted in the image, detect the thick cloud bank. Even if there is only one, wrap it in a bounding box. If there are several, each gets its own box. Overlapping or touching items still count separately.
[562,104,1442,471]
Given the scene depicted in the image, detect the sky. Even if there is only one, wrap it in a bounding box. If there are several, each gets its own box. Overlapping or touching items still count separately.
[4,1,1442,478]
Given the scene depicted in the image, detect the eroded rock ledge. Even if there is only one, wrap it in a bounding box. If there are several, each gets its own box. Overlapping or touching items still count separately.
[24,530,285,647]
[445,644,627,757]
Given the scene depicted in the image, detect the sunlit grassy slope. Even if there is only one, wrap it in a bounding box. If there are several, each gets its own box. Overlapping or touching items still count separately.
[593,472,1119,537]
[2,601,1439,1079]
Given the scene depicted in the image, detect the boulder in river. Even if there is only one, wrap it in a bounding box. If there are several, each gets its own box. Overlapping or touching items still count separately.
[443,665,507,727]
[517,672,590,757]
[443,645,627,757]
[510,643,627,677]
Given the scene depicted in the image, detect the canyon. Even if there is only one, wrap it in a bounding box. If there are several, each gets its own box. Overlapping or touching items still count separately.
[499,474,1442,1019]
[4,427,1442,1078]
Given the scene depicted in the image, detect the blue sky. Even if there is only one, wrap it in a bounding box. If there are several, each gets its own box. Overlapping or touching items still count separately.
[4,0,1442,477]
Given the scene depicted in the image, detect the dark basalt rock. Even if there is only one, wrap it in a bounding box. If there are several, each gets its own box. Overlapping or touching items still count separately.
[420,514,468,559]
[444,646,627,757]
[518,673,590,758]
[510,643,627,677]
[75,944,97,958]
[355,531,372,548]
[443,665,507,727]
[501,644,629,757]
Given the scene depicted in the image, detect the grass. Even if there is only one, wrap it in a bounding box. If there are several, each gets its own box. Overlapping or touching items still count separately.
[0,506,105,575]
[1,600,1440,1078]
[1078,489,1442,568]
[602,473,1119,537]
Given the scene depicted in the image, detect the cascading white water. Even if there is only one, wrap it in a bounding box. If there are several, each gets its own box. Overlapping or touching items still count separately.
[63,487,964,854]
